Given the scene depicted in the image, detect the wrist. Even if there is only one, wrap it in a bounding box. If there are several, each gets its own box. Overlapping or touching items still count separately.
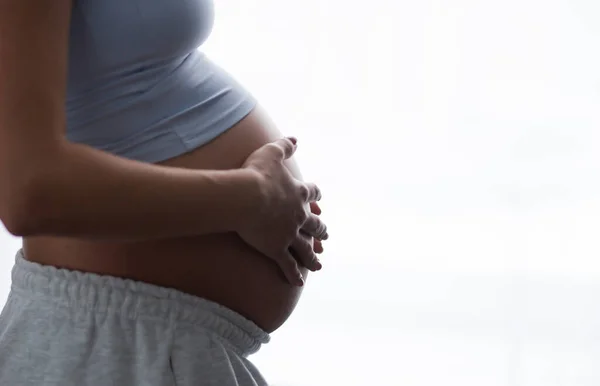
[223,168,264,232]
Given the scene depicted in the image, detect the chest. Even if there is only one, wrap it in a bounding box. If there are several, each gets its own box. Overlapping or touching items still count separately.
[69,0,215,70]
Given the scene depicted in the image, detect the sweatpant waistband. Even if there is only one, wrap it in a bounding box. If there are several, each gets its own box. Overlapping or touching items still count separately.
[11,249,270,356]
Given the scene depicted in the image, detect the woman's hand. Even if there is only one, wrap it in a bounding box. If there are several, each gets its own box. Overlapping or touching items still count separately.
[310,202,325,254]
[238,137,328,286]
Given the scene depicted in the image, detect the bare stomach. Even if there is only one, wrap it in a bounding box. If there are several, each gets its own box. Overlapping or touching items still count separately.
[22,106,309,333]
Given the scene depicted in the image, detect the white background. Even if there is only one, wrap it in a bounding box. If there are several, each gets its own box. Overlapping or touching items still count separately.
[3,0,600,385]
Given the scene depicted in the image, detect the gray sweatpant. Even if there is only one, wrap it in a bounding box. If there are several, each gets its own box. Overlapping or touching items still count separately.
[0,250,271,385]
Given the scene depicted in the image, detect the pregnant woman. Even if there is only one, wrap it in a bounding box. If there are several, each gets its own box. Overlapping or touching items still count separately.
[0,1,328,385]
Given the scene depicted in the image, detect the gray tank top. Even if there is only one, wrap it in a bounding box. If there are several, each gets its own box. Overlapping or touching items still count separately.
[66,0,256,162]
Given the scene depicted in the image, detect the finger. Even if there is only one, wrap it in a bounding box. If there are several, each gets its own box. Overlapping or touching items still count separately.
[310,201,322,215]
[314,239,324,254]
[301,214,328,240]
[291,236,322,271]
[278,250,305,286]
[271,137,298,161]
[302,182,322,202]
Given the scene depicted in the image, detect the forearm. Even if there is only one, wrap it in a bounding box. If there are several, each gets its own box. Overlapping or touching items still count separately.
[7,142,258,240]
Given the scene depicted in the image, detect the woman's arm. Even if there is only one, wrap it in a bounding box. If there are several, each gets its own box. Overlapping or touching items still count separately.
[0,0,252,239]
[0,0,326,286]
[6,141,261,240]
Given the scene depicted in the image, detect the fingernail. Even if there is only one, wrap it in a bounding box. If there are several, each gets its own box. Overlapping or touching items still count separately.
[287,136,297,145]
[297,276,305,286]
[315,260,322,270]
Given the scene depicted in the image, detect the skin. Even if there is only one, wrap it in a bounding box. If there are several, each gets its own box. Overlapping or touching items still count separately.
[0,0,328,332]
[24,106,321,332]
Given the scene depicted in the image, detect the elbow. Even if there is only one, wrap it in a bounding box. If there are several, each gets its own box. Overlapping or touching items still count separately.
[2,208,40,238]
[0,141,67,237]
[2,212,35,237]
[0,173,50,237]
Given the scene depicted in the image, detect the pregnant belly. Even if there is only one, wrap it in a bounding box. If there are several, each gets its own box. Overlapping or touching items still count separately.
[22,106,309,333]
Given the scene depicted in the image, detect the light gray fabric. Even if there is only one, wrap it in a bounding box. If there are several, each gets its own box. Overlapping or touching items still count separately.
[0,250,270,386]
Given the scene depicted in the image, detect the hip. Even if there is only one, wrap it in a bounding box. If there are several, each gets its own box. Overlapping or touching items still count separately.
[0,252,269,386]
